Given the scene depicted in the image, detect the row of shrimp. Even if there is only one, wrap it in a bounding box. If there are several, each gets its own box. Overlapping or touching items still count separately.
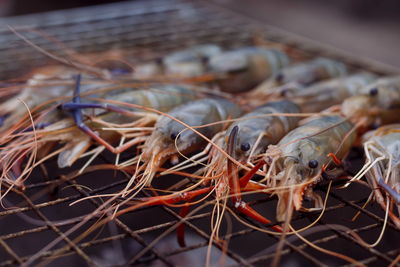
[1,41,400,266]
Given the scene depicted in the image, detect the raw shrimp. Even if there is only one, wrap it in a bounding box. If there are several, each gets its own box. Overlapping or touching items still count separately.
[207,47,290,93]
[287,72,376,113]
[163,44,222,77]
[132,98,242,188]
[167,100,301,177]
[133,44,222,79]
[58,80,200,165]
[0,78,199,191]
[250,57,347,100]
[346,124,400,228]
[0,66,100,132]
[228,101,303,163]
[159,101,301,242]
[338,76,400,128]
[260,115,355,221]
[298,75,400,134]
[341,76,400,124]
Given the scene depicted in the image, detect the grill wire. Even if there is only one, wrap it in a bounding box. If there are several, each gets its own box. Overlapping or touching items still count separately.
[0,0,399,266]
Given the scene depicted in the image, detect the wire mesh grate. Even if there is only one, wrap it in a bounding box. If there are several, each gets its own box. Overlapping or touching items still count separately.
[0,0,399,266]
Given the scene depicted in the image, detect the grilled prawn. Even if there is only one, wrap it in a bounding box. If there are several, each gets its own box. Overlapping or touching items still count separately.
[288,72,376,112]
[165,100,301,176]
[0,79,198,190]
[341,76,400,126]
[133,44,222,79]
[261,116,355,221]
[133,98,242,187]
[250,57,347,101]
[346,124,400,228]
[208,47,290,93]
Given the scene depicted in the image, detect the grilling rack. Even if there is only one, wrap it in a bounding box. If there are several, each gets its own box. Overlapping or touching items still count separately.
[0,0,399,266]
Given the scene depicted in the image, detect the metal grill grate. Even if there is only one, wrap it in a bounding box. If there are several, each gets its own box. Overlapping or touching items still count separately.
[0,0,399,266]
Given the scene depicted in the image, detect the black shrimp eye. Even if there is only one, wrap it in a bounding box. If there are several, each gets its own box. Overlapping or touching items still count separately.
[240,142,251,152]
[369,87,378,96]
[170,132,178,140]
[308,160,319,169]
[275,73,284,83]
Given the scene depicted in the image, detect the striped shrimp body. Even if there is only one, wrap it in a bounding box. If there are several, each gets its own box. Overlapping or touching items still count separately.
[207,47,290,93]
[0,83,199,189]
[347,124,400,228]
[263,116,355,221]
[91,84,199,125]
[133,44,222,79]
[55,84,199,167]
[137,98,242,186]
[288,72,376,113]
[251,57,347,100]
[341,76,400,127]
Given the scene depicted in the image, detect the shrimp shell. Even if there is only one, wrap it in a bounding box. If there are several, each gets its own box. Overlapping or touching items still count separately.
[164,44,222,77]
[133,44,222,78]
[208,47,290,93]
[358,124,400,227]
[142,98,242,160]
[227,100,301,161]
[289,72,376,113]
[341,76,400,126]
[264,115,355,221]
[252,57,347,98]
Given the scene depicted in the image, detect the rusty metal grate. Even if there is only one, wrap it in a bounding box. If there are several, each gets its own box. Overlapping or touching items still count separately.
[0,0,399,266]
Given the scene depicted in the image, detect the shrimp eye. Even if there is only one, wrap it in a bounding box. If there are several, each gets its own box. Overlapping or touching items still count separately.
[275,73,284,83]
[240,142,251,152]
[308,160,318,169]
[369,88,378,96]
[170,132,178,140]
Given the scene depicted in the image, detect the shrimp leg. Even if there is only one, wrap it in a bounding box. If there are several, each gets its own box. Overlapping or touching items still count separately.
[227,126,282,232]
[61,74,145,154]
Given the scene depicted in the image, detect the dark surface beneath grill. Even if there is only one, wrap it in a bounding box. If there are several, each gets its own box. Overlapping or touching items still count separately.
[0,0,399,266]
[0,151,399,267]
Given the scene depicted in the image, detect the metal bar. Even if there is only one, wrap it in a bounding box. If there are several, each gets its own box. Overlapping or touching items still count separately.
[15,190,96,266]
[329,192,399,231]
[63,179,176,267]
[0,238,23,265]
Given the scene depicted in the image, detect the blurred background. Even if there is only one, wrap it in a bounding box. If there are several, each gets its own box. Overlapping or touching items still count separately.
[0,0,399,67]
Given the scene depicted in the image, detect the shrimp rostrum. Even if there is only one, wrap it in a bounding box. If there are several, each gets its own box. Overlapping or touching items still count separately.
[256,116,356,221]
[346,124,400,228]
